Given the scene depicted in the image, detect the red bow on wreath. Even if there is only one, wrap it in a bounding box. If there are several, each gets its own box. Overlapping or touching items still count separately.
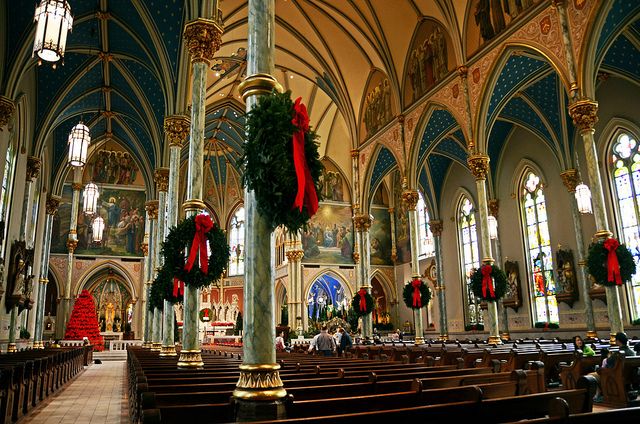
[411,278,422,308]
[291,97,319,217]
[185,214,213,274]
[604,238,623,285]
[172,278,184,297]
[358,288,367,312]
[204,309,209,318]
[481,265,495,298]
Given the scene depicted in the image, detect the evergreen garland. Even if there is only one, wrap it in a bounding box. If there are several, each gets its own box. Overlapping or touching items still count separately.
[238,90,323,233]
[402,279,432,310]
[161,215,230,290]
[351,290,374,317]
[586,238,636,287]
[154,266,183,304]
[199,308,213,322]
[470,264,508,301]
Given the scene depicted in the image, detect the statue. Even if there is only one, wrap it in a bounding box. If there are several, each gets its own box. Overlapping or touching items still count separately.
[105,302,115,330]
[11,259,26,297]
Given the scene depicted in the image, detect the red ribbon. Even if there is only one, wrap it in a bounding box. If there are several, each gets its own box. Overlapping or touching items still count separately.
[481,265,495,298]
[604,238,623,285]
[204,309,209,318]
[172,278,184,297]
[411,279,422,308]
[358,288,367,312]
[544,322,549,330]
[184,214,214,274]
[291,97,319,217]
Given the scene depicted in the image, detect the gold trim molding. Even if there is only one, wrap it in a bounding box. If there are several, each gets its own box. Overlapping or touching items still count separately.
[145,200,159,220]
[569,99,598,133]
[183,199,206,213]
[467,154,490,180]
[239,73,283,101]
[232,364,287,401]
[178,349,204,368]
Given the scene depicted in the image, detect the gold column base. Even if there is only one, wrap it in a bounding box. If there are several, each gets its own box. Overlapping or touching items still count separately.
[150,342,162,351]
[488,335,503,345]
[33,341,45,349]
[232,364,287,401]
[437,334,449,342]
[609,332,617,345]
[159,344,177,357]
[177,349,204,368]
[500,332,510,342]
[586,330,598,339]
[142,341,152,349]
[414,336,426,345]
[7,343,17,353]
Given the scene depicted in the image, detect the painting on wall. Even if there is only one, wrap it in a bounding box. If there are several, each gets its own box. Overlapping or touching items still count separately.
[370,207,393,266]
[392,170,411,263]
[319,160,350,203]
[51,184,146,257]
[503,260,523,311]
[362,73,395,139]
[405,19,454,105]
[84,148,143,186]
[555,249,578,307]
[302,203,354,264]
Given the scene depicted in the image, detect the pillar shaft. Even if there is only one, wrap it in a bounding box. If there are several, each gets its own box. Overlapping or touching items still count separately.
[429,221,448,340]
[354,214,373,338]
[60,183,82,338]
[403,190,424,344]
[143,201,158,348]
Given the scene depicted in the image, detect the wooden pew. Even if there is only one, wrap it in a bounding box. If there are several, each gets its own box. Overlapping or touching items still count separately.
[599,353,640,407]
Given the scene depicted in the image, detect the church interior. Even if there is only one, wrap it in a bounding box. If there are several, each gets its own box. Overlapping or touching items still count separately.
[1,0,640,422]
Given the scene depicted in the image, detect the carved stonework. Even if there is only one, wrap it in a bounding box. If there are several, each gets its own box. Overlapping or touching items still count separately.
[145,200,159,220]
[140,242,149,257]
[569,99,598,133]
[353,214,372,231]
[352,252,360,264]
[26,156,42,182]
[233,364,287,401]
[46,195,62,216]
[428,220,443,237]
[285,250,304,262]
[560,169,580,193]
[0,96,15,130]
[350,149,359,158]
[488,199,500,218]
[154,168,170,193]
[467,154,490,180]
[72,183,83,192]
[401,190,419,211]
[183,18,223,64]
[66,238,78,253]
[164,115,191,147]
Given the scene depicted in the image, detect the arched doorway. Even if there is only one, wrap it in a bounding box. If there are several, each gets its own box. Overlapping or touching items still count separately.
[84,269,134,334]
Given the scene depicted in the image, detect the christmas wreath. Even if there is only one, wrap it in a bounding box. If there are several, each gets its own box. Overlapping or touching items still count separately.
[148,279,164,312]
[153,267,183,304]
[161,214,230,291]
[534,321,559,329]
[238,90,323,233]
[402,278,432,309]
[199,308,213,322]
[586,237,636,287]
[470,264,508,301]
[351,289,374,317]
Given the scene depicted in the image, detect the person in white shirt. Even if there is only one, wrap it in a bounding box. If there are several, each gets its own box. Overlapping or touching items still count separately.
[308,325,336,356]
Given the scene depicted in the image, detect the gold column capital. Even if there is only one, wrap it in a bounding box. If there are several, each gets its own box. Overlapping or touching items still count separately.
[569,99,598,133]
[467,154,490,180]
[560,169,580,193]
[72,182,84,192]
[154,168,170,192]
[352,252,361,263]
[488,199,500,218]
[145,200,159,220]
[401,190,419,211]
[353,214,373,231]
[428,220,443,237]
[350,149,359,158]
[141,242,149,257]
[239,73,283,101]
[183,18,223,65]
[0,95,15,130]
[285,250,304,262]
[26,156,42,182]
[46,195,62,215]
[164,115,191,148]
[387,207,394,214]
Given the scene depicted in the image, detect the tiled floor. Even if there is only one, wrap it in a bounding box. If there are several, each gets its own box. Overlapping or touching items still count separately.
[22,361,128,424]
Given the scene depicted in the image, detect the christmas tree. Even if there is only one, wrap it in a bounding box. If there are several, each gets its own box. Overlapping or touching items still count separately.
[64,290,104,351]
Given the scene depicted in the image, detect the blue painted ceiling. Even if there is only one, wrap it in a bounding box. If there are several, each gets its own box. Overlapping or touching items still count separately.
[369,147,397,196]
[601,33,640,82]
[595,0,640,63]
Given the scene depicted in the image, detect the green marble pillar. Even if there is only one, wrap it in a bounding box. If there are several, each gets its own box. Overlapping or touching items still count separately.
[143,201,158,348]
[429,220,448,341]
[60,182,82,339]
[403,190,424,345]
[152,182,167,352]
[354,214,373,339]
[152,307,162,351]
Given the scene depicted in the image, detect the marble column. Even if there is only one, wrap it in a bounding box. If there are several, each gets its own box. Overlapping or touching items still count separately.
[569,100,623,341]
[560,169,597,338]
[402,190,425,345]
[488,199,510,341]
[354,214,373,339]
[143,201,158,348]
[232,0,288,417]
[179,14,223,368]
[551,0,580,100]
[429,220,448,341]
[285,241,304,336]
[151,168,169,352]
[467,154,501,345]
[33,195,61,348]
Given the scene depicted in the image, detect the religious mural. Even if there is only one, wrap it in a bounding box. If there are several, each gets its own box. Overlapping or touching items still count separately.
[370,207,393,266]
[85,149,143,186]
[393,170,411,263]
[467,0,540,57]
[51,184,146,257]
[307,273,350,321]
[362,75,394,138]
[405,19,453,105]
[302,204,353,265]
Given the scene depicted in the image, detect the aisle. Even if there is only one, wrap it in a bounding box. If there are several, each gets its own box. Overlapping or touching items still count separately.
[22,360,128,424]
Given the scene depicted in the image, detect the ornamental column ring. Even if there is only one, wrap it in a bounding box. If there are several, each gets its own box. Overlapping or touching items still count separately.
[154,168,170,193]
[164,115,191,148]
[72,182,84,192]
[26,156,42,182]
[145,200,159,220]
[401,190,419,211]
[46,195,62,216]
[569,99,598,134]
[560,169,580,193]
[467,154,490,180]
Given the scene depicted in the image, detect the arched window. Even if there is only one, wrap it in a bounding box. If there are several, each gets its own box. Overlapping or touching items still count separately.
[458,196,482,325]
[228,206,245,276]
[0,142,16,255]
[521,171,559,324]
[609,132,640,320]
[417,192,435,258]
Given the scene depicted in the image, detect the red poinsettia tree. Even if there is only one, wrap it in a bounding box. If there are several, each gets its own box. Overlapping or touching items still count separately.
[64,289,104,351]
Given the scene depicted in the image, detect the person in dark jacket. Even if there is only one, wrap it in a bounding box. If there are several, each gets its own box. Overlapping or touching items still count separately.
[338,327,352,356]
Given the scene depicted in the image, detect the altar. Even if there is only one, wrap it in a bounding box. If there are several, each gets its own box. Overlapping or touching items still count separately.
[100,331,123,342]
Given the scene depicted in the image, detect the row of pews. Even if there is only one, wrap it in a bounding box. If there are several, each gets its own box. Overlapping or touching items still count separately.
[0,346,90,424]
[127,340,639,423]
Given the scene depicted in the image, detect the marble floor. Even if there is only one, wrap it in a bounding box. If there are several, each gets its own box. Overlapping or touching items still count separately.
[22,361,128,424]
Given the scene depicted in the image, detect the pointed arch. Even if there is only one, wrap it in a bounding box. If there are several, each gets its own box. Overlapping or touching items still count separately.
[363,145,399,213]
[75,260,138,300]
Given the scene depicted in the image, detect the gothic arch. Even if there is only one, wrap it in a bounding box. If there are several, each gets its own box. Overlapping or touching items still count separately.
[74,260,138,301]
[510,158,549,201]
[303,269,353,303]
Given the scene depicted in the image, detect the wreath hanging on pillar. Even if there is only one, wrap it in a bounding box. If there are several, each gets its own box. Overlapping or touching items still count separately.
[470,264,508,301]
[199,308,213,322]
[402,278,432,309]
[351,289,374,317]
[161,214,230,291]
[586,237,636,287]
[148,279,164,312]
[154,266,183,304]
[238,89,324,233]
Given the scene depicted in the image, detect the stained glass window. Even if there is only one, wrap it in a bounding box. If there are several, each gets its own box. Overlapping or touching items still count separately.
[610,132,640,320]
[0,143,16,256]
[228,206,245,276]
[458,196,482,325]
[417,191,435,258]
[521,172,558,324]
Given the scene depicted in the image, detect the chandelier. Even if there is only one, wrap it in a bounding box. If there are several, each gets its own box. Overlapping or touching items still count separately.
[487,215,498,240]
[32,0,73,66]
[575,183,593,214]
[92,216,105,243]
[67,121,90,167]
[83,182,99,215]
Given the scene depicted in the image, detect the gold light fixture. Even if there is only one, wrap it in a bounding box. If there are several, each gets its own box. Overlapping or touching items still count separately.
[32,0,73,66]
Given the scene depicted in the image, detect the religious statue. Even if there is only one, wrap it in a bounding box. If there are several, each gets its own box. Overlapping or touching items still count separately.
[105,302,115,330]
